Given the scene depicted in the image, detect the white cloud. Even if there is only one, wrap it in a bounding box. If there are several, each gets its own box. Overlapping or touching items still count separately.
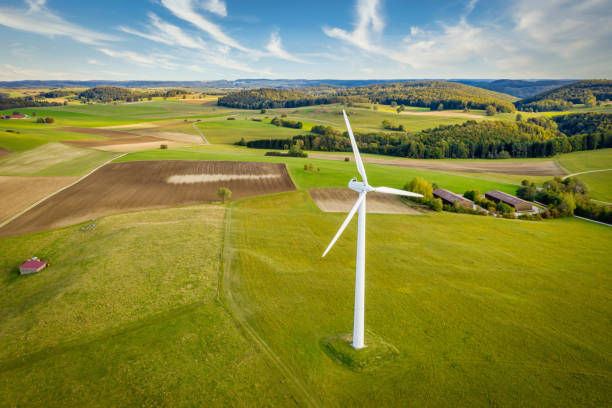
[323,0,612,77]
[0,1,118,45]
[200,0,227,17]
[323,0,384,52]
[265,30,306,63]
[98,48,179,70]
[512,0,612,58]
[0,64,75,80]
[119,13,207,50]
[160,0,253,53]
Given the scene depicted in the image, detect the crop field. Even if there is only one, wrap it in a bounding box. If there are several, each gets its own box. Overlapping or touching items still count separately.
[0,143,90,175]
[309,153,565,176]
[0,160,295,237]
[310,188,421,214]
[557,148,612,202]
[0,176,77,223]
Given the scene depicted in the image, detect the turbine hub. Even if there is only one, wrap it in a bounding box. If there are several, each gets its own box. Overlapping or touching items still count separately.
[348,178,372,193]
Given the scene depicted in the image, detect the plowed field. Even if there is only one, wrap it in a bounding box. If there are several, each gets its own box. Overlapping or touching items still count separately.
[310,187,420,214]
[0,160,295,237]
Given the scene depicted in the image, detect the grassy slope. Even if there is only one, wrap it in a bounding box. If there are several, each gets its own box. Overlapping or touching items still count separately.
[557,148,612,202]
[229,191,612,407]
[117,147,519,194]
[0,205,294,407]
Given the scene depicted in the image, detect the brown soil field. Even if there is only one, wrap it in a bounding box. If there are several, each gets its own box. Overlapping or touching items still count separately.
[309,153,564,176]
[310,188,421,214]
[0,148,11,158]
[0,161,295,237]
[59,126,143,138]
[0,176,78,223]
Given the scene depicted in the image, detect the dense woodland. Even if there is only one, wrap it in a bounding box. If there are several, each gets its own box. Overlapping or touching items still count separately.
[218,81,516,112]
[77,86,190,102]
[245,113,612,159]
[217,88,346,109]
[516,80,612,111]
[0,97,63,111]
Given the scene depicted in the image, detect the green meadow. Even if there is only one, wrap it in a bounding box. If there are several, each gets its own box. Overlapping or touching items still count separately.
[0,99,610,406]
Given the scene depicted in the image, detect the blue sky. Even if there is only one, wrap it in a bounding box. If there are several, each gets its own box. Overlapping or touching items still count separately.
[0,0,610,80]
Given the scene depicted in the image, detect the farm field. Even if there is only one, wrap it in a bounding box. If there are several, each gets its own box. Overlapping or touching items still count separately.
[557,149,612,202]
[227,191,612,406]
[310,188,420,214]
[0,97,610,406]
[0,176,77,223]
[0,160,294,237]
[308,153,564,176]
[0,205,295,407]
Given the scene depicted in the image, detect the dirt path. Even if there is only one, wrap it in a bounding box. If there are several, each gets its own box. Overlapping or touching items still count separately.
[309,153,565,176]
[218,206,319,408]
[561,168,612,180]
[192,122,210,145]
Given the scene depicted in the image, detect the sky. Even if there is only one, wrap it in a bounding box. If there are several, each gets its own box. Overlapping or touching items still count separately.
[0,0,610,81]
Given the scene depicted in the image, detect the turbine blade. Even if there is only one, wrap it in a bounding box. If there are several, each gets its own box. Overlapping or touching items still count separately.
[373,186,424,198]
[343,110,368,185]
[322,193,365,257]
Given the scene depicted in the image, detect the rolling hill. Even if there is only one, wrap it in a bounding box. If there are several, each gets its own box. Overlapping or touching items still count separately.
[516,79,612,111]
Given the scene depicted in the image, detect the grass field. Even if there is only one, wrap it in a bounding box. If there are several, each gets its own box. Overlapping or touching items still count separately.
[1,98,610,406]
[227,191,612,406]
[557,149,612,202]
[0,205,295,406]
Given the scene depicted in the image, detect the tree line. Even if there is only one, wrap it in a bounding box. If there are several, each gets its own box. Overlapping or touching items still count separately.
[0,97,63,111]
[77,86,190,103]
[243,113,611,159]
[217,81,516,112]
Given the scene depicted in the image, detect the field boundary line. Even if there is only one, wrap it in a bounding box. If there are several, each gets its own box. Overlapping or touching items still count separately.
[218,204,319,408]
[561,168,612,180]
[192,122,210,145]
[0,152,126,230]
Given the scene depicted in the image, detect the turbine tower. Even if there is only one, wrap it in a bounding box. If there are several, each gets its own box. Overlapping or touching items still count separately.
[322,110,423,349]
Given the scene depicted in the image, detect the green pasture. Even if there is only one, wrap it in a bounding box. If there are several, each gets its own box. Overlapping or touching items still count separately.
[227,190,612,406]
[0,205,293,407]
[557,149,612,202]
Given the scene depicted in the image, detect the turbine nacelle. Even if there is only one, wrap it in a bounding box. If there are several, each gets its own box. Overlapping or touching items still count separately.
[348,177,372,193]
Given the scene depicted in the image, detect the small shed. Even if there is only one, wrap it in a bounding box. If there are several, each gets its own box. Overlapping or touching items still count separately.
[19,260,47,275]
[485,190,532,212]
[7,114,28,119]
[433,188,474,209]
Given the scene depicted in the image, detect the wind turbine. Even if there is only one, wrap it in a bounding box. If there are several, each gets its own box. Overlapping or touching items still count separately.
[322,110,423,349]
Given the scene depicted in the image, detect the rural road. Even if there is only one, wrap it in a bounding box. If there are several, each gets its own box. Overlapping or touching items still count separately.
[0,153,126,231]
[192,122,210,145]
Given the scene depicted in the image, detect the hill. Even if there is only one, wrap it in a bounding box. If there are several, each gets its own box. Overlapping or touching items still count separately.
[218,81,517,112]
[516,79,612,112]
[457,79,576,98]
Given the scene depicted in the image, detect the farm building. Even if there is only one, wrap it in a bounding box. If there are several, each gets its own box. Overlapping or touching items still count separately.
[19,259,47,275]
[433,188,474,209]
[2,114,28,119]
[485,190,532,212]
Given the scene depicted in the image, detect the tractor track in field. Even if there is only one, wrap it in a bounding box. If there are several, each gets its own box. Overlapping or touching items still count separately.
[218,205,319,408]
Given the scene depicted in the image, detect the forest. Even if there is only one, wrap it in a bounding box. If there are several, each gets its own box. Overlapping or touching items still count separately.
[218,81,516,112]
[244,113,612,159]
[77,87,190,102]
[516,80,612,111]
[0,97,63,111]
